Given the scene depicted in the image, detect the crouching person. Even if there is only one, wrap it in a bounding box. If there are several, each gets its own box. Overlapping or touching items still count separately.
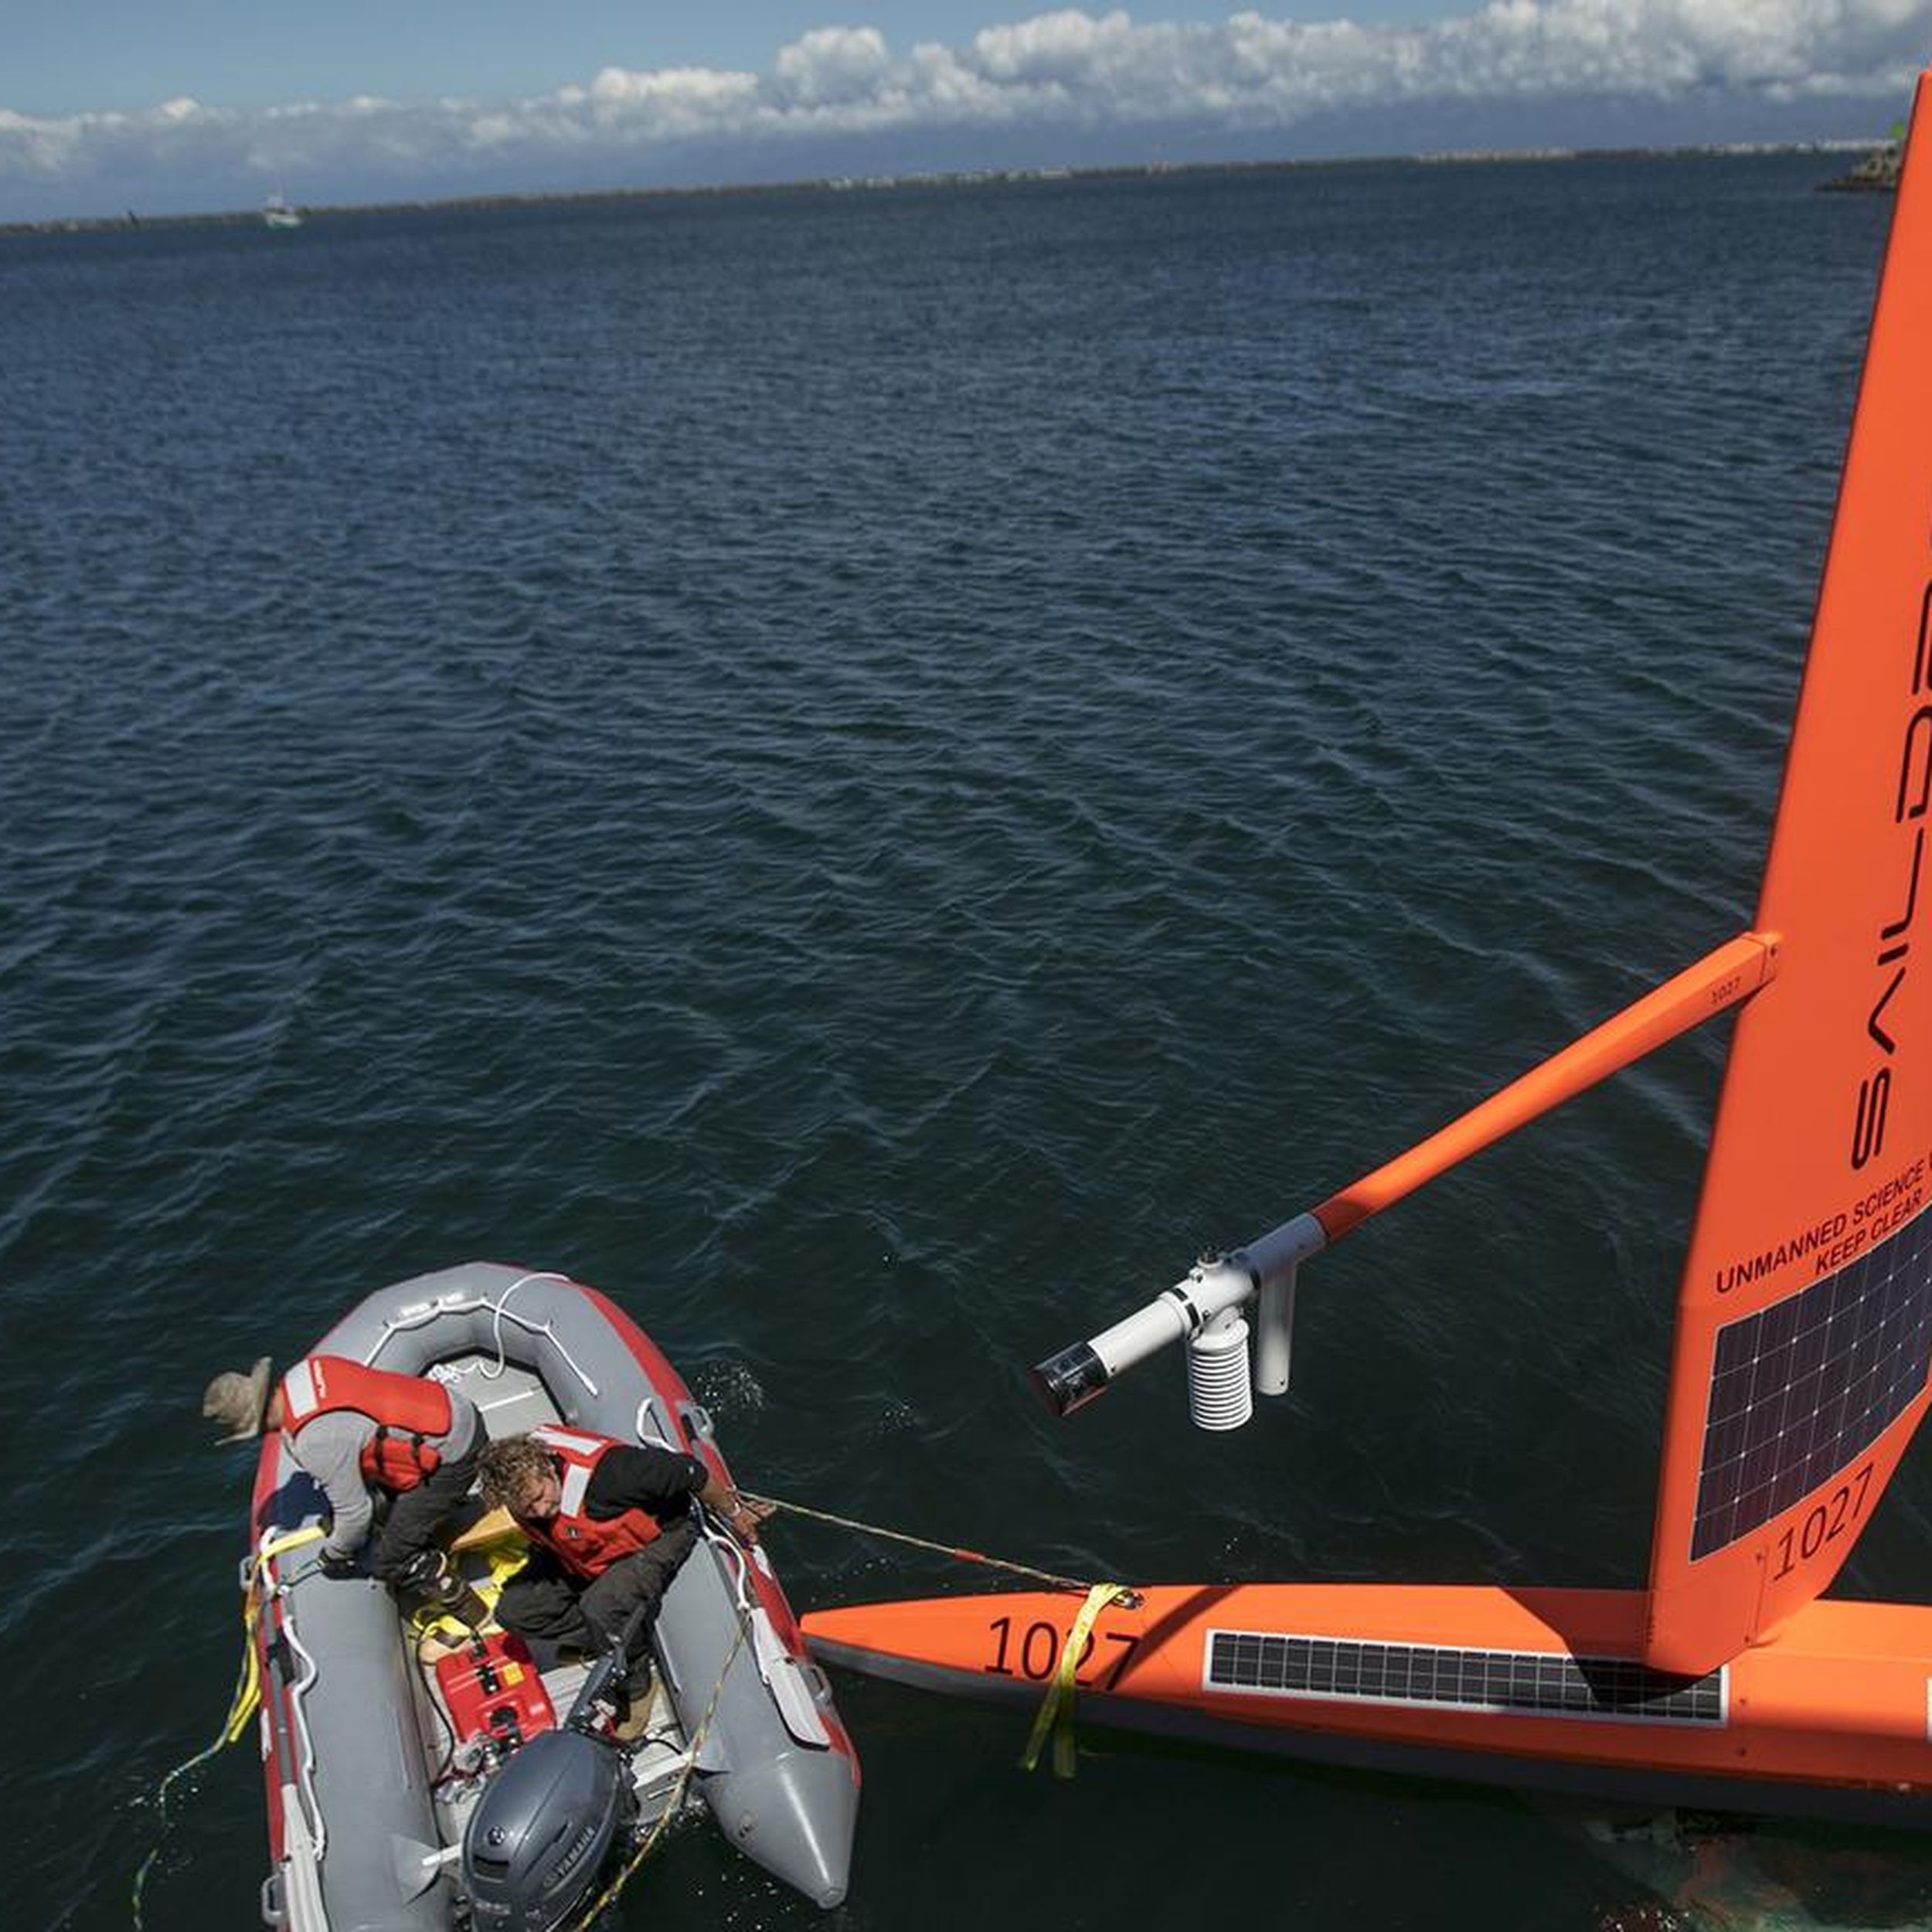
[477,1426,770,1736]
[203,1354,481,1592]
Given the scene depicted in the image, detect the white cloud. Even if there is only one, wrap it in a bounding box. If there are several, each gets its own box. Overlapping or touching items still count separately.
[969,9,1138,87]
[3,2,1927,219]
[774,27,895,107]
[587,65,761,111]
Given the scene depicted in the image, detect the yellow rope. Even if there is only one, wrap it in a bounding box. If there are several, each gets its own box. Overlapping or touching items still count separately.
[1018,1583,1135,1780]
[132,1526,326,1927]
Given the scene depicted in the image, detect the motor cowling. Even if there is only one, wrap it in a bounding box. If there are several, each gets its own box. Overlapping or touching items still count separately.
[461,1730,631,1932]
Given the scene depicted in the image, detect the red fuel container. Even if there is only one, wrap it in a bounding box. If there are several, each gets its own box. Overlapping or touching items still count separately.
[434,1632,556,1750]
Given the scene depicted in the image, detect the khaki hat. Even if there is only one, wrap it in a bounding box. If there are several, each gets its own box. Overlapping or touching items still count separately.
[202,1357,274,1443]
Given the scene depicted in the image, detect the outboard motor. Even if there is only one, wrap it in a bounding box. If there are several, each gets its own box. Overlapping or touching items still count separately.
[460,1728,630,1932]
[461,1604,651,1932]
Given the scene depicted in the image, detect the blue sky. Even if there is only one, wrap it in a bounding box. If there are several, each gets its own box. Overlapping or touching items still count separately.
[2,2,1927,223]
[5,3,1443,115]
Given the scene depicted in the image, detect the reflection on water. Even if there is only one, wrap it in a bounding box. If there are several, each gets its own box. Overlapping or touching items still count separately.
[1583,1811,1932,1931]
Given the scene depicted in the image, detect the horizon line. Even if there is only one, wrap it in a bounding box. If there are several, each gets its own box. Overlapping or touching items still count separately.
[3,133,1895,237]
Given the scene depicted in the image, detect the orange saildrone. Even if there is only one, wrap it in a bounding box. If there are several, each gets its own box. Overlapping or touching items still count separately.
[801,68,1932,1824]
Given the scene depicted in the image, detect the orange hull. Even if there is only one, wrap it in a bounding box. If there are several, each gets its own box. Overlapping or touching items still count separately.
[804,1586,1932,1825]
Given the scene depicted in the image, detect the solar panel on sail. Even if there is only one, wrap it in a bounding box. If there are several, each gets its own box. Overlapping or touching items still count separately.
[1690,1204,1932,1559]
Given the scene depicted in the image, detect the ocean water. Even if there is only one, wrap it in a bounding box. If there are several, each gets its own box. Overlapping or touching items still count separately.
[4,155,1923,1930]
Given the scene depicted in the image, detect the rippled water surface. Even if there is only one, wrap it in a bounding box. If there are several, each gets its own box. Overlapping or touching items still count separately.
[5,158,1922,1930]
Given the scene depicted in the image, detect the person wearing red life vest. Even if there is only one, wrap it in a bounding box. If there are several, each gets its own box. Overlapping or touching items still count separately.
[476,1425,770,1726]
[202,1354,481,1587]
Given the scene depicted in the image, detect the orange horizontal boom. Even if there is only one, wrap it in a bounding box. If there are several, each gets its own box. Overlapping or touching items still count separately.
[1312,931,1780,1244]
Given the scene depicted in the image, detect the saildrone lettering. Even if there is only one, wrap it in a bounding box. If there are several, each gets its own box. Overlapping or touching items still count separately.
[1851,1157,1925,1221]
[1895,712,1932,821]
[1852,1069,1891,1169]
[1818,1158,1932,1271]
[1852,579,1932,1168]
[1713,1210,1849,1294]
[1867,968,1908,1053]
[1814,1185,1925,1276]
[1714,1159,1927,1290]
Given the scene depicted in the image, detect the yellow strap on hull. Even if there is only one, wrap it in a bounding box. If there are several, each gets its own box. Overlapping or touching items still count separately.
[1019,1583,1131,1780]
[225,1525,328,1741]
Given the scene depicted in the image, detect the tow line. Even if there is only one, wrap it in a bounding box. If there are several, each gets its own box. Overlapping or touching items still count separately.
[744,1492,1140,1779]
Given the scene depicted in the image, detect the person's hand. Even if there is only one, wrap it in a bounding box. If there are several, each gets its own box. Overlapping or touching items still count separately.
[725,1495,775,1546]
[318,1547,360,1579]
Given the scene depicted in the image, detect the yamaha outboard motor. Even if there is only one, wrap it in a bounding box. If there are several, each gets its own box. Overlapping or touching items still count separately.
[461,1606,650,1932]
[461,1728,630,1932]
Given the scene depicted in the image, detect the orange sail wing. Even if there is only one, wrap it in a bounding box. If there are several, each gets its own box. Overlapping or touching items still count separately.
[1645,80,1932,1675]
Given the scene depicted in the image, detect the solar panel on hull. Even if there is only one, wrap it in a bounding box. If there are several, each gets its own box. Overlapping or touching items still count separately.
[1691,1202,1932,1559]
[1206,1632,1726,1725]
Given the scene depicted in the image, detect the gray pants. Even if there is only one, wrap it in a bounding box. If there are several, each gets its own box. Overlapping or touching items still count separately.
[495,1517,698,1694]
[369,1443,481,1586]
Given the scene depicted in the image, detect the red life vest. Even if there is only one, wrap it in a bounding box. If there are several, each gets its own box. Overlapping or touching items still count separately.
[515,1425,662,1578]
[278,1355,454,1493]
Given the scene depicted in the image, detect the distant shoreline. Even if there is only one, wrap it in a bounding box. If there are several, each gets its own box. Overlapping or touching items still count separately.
[2,138,1888,238]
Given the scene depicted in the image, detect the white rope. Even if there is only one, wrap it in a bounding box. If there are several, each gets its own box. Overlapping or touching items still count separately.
[633,1399,679,1450]
[479,1272,566,1380]
[256,1531,328,1862]
[363,1277,601,1399]
[702,1512,758,1621]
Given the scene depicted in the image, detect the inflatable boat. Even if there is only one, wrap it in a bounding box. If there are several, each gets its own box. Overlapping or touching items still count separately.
[240,1262,858,1930]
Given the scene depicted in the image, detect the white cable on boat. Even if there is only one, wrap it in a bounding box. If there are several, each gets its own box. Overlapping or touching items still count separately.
[364,1277,602,1399]
[633,1400,676,1448]
[478,1272,566,1380]
[702,1512,758,1621]
[259,1536,329,1862]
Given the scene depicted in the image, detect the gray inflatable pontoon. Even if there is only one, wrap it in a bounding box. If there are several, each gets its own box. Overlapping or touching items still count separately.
[242,1263,859,1930]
